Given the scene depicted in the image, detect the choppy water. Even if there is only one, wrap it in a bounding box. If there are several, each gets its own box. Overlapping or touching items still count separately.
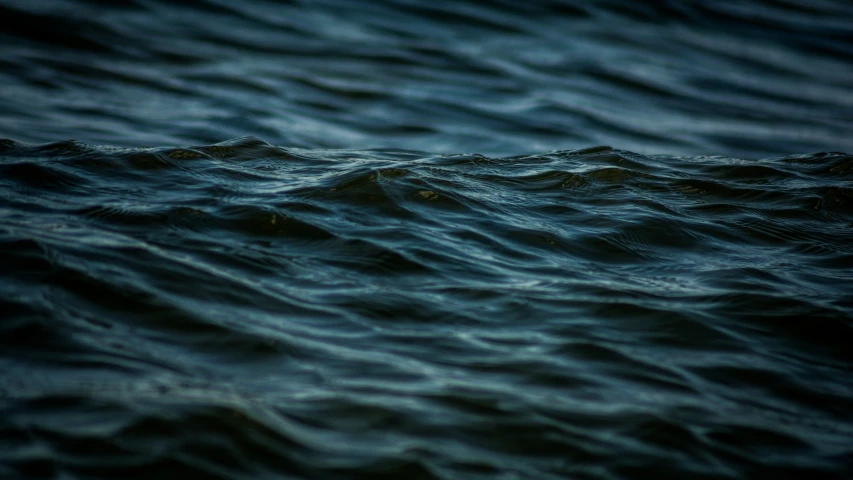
[2,1,853,480]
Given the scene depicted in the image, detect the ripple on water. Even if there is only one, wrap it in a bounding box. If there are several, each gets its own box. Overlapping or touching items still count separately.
[2,138,852,479]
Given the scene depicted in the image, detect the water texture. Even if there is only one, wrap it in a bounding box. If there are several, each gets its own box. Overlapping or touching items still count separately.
[1,0,852,156]
[2,1,853,480]
[2,137,852,479]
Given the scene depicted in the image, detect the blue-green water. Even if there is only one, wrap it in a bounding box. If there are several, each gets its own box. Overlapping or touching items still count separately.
[1,1,853,479]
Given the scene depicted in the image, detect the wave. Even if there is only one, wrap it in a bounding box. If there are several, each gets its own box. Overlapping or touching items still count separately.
[1,137,852,479]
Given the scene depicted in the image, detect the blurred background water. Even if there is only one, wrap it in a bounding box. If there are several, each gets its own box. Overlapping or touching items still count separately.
[2,0,852,157]
[1,1,853,479]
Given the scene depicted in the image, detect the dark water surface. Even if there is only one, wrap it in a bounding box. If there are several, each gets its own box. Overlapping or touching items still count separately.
[2,1,853,479]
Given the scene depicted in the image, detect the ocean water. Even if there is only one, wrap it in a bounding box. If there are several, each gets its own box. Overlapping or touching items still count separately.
[1,1,853,479]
